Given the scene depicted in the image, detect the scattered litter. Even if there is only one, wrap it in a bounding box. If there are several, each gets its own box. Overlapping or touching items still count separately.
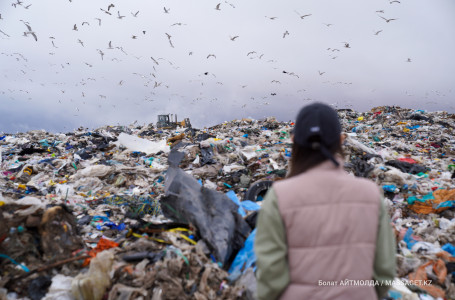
[1,106,454,298]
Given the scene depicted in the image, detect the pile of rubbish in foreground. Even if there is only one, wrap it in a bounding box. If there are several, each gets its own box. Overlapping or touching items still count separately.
[1,106,455,300]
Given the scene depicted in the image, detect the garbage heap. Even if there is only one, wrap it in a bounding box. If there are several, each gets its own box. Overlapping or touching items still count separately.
[0,106,454,300]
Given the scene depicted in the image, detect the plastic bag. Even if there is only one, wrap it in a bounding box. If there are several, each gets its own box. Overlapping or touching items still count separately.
[114,133,170,154]
[72,250,114,300]
[43,274,74,300]
[72,165,113,180]
[161,150,251,266]
[442,243,455,256]
[228,229,256,281]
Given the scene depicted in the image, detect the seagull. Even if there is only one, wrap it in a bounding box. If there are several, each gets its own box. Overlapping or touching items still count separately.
[323,23,333,27]
[207,54,216,59]
[188,51,193,55]
[73,24,78,31]
[95,18,102,26]
[24,4,31,9]
[119,80,123,85]
[283,30,289,38]
[23,22,32,31]
[247,51,256,56]
[318,71,325,75]
[108,41,113,49]
[150,57,159,65]
[78,39,84,46]
[271,80,281,84]
[379,15,397,22]
[225,1,235,8]
[376,10,384,13]
[116,46,127,54]
[100,8,111,15]
[265,16,277,20]
[0,14,3,20]
[131,11,139,17]
[51,41,58,48]
[0,29,10,37]
[97,49,104,60]
[171,22,185,26]
[22,23,37,41]
[107,3,115,11]
[332,48,340,52]
[295,11,312,19]
[406,58,412,62]
[117,11,125,19]
[215,3,221,10]
[165,33,174,47]
[230,35,239,41]
[82,21,89,26]
[374,30,383,35]
[163,7,170,13]
[343,42,350,48]
[131,35,137,39]
[390,0,400,4]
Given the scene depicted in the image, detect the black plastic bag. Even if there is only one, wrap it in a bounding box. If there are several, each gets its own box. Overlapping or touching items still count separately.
[161,151,251,267]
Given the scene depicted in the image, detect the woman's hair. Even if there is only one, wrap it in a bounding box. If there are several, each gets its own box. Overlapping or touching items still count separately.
[287,135,343,178]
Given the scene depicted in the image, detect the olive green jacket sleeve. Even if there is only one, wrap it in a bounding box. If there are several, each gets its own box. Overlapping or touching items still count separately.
[255,187,289,300]
[373,197,397,298]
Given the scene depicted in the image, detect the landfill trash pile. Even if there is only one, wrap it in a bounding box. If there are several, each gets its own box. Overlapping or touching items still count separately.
[0,106,454,300]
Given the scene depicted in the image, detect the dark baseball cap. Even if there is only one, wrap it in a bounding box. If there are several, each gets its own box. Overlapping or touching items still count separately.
[293,102,342,166]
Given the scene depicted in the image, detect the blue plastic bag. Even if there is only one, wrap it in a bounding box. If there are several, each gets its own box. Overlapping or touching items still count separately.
[240,200,261,212]
[226,191,261,217]
[382,185,398,193]
[228,228,257,281]
[436,201,455,209]
[442,243,455,256]
[226,190,245,216]
[403,227,418,249]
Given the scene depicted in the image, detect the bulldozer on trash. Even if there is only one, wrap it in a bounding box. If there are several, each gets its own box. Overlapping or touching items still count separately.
[156,114,191,129]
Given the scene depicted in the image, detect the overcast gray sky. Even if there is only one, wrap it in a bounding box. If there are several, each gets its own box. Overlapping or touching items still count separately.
[1,0,454,133]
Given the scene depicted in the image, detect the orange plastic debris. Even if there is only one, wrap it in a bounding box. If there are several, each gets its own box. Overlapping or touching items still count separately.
[408,261,446,298]
[82,237,119,267]
[432,259,447,284]
[409,189,455,214]
[436,251,455,262]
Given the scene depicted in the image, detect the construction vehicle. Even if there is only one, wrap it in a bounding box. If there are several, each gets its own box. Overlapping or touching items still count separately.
[156,114,191,129]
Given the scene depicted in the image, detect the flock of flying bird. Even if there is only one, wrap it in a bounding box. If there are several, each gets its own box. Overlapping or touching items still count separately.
[0,0,434,124]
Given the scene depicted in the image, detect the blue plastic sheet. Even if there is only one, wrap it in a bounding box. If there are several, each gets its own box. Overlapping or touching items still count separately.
[442,243,455,256]
[240,200,261,212]
[387,290,402,300]
[403,227,418,249]
[382,185,397,193]
[436,201,455,209]
[226,190,246,217]
[228,228,256,281]
[226,191,261,217]
[407,192,435,205]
